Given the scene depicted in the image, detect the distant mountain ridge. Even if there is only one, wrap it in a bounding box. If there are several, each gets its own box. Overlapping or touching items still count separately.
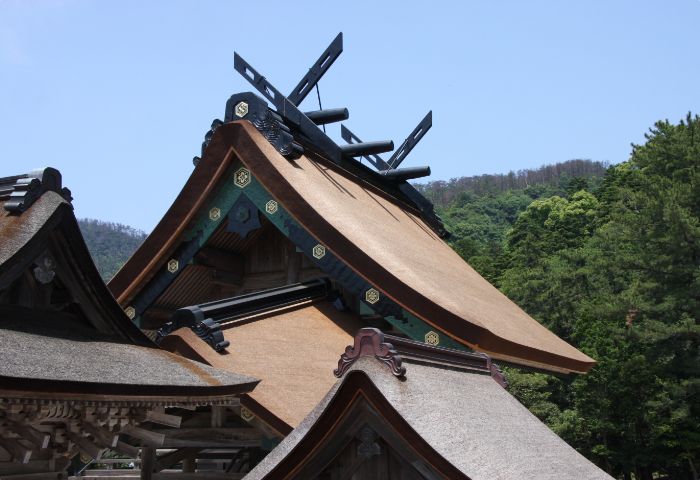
[78,218,147,281]
[414,159,609,207]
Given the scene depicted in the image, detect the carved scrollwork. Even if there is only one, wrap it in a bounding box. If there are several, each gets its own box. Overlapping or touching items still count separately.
[334,328,406,378]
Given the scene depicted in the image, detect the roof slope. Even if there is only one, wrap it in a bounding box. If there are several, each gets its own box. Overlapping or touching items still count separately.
[162,300,364,430]
[0,168,259,400]
[246,354,612,480]
[0,308,258,397]
[106,120,592,373]
[0,188,149,344]
[213,122,594,373]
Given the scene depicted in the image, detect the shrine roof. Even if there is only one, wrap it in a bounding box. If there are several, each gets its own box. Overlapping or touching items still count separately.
[0,168,259,401]
[0,171,149,344]
[134,122,593,373]
[245,330,612,480]
[160,298,364,433]
[0,308,258,398]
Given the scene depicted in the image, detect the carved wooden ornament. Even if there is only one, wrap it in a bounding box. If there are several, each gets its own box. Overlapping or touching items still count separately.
[334,328,406,378]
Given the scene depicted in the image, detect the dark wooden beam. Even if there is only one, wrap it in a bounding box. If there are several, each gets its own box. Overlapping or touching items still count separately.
[0,436,32,463]
[0,471,66,480]
[66,432,105,460]
[210,407,225,428]
[154,448,201,472]
[194,247,244,276]
[145,411,182,428]
[140,447,156,480]
[150,428,262,448]
[286,243,302,284]
[152,474,246,480]
[113,440,140,458]
[8,421,50,449]
[209,270,243,288]
[121,425,165,448]
[82,422,119,448]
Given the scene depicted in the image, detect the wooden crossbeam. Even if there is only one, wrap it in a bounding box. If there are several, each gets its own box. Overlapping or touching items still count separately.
[0,472,65,480]
[8,421,50,449]
[209,270,243,288]
[154,447,201,472]
[121,425,165,447]
[173,405,198,411]
[152,474,246,480]
[66,431,105,460]
[82,422,119,448]
[145,411,182,429]
[0,436,32,463]
[113,440,140,458]
[194,247,244,277]
[150,428,262,448]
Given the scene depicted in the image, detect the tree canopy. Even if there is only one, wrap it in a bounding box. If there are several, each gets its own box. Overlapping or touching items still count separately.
[436,115,699,479]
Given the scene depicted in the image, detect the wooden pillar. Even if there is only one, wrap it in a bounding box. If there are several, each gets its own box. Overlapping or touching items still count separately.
[286,243,302,284]
[182,458,195,473]
[211,406,225,428]
[140,447,156,480]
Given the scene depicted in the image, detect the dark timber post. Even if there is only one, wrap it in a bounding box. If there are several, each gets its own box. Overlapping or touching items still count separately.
[140,447,155,480]
[286,243,302,284]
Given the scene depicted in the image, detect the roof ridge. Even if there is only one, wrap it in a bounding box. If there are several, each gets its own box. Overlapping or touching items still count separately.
[2,167,72,213]
[335,328,508,388]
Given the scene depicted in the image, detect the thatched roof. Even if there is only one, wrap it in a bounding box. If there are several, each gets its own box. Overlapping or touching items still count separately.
[108,122,594,373]
[161,299,364,432]
[0,169,258,400]
[246,335,612,480]
[0,308,258,397]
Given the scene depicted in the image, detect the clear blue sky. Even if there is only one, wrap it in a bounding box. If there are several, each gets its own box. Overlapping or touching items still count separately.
[1,0,698,232]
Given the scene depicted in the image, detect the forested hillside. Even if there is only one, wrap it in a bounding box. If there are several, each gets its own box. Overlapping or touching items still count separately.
[78,116,698,479]
[415,158,609,207]
[78,219,146,281]
[423,115,698,480]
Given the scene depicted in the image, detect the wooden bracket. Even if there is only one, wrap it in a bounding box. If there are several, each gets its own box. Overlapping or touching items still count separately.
[8,420,50,449]
[65,431,105,460]
[0,436,32,463]
[82,422,119,448]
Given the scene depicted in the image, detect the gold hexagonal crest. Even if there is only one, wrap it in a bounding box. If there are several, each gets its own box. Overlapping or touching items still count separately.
[234,167,251,188]
[124,306,136,320]
[234,101,249,118]
[365,288,380,305]
[240,407,255,422]
[209,207,221,221]
[425,330,440,346]
[265,200,278,214]
[167,259,179,273]
[312,244,326,259]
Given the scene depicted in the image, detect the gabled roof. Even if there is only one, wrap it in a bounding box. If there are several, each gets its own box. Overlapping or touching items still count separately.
[213,123,594,373]
[0,308,258,398]
[115,121,593,373]
[245,329,612,480]
[0,168,258,400]
[160,295,364,433]
[0,169,148,344]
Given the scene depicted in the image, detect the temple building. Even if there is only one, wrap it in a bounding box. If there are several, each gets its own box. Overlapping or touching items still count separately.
[246,328,611,480]
[0,169,267,479]
[2,34,612,479]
